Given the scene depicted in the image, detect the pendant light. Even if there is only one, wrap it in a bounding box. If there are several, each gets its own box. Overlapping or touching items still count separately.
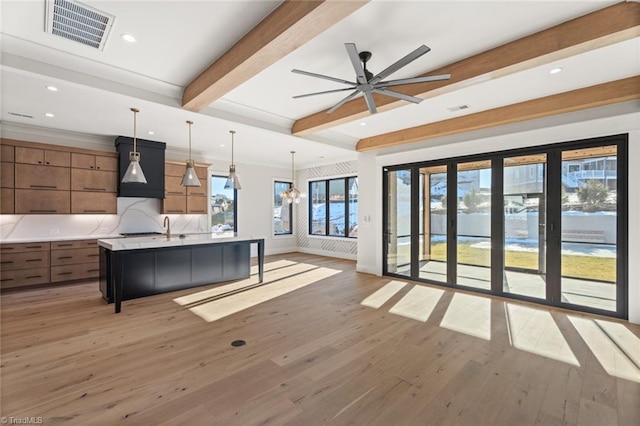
[180,120,202,187]
[224,130,241,190]
[121,107,147,184]
[280,151,306,204]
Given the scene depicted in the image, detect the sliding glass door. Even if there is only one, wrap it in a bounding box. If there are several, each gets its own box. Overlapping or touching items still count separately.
[382,135,628,319]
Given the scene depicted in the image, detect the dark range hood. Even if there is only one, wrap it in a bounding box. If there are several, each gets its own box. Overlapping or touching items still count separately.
[115,136,166,198]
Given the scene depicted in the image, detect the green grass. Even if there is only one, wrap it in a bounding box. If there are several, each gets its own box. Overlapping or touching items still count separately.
[394,241,615,282]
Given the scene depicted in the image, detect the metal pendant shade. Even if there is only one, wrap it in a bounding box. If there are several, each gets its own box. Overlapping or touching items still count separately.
[181,120,202,187]
[121,108,147,184]
[224,130,241,190]
[280,151,305,204]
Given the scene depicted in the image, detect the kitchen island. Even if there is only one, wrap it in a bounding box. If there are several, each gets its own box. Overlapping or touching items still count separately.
[98,234,264,313]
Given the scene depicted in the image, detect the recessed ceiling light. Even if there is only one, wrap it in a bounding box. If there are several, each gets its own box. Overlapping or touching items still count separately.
[360,122,366,126]
[46,85,58,92]
[549,67,563,74]
[121,33,136,43]
[45,113,55,118]
[147,131,154,135]
[220,144,225,148]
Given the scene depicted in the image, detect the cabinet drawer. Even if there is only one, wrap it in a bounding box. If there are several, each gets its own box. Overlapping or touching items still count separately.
[51,263,99,282]
[187,196,207,214]
[1,162,14,188]
[51,247,99,265]
[15,189,70,214]
[187,185,207,196]
[163,195,186,214]
[1,145,14,162]
[165,176,186,196]
[0,251,49,270]
[51,240,97,250]
[1,188,14,214]
[1,242,50,253]
[71,192,116,214]
[0,267,50,288]
[71,169,117,192]
[15,164,70,190]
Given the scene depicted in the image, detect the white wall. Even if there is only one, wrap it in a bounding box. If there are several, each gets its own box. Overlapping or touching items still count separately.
[356,112,640,323]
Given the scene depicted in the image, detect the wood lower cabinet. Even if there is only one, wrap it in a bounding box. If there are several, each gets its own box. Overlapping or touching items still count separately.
[15,189,70,214]
[0,242,51,289]
[1,239,99,288]
[71,192,117,214]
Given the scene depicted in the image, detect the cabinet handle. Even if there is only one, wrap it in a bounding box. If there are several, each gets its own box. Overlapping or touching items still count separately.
[2,247,15,250]
[57,243,73,247]
[26,259,42,262]
[1,278,14,282]
[167,192,184,195]
[167,210,183,213]
[30,210,57,213]
[87,269,99,273]
[30,185,57,189]
[190,210,205,213]
[83,210,107,213]
[83,187,106,191]
[46,162,50,165]
[38,161,42,164]
[57,272,72,276]
[88,254,99,257]
[57,256,73,260]
[26,275,43,279]
[0,260,14,264]
[26,245,43,249]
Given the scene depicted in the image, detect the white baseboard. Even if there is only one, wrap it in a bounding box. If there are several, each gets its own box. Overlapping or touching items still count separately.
[356,263,380,275]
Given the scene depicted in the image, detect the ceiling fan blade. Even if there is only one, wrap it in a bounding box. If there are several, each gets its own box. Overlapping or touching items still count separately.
[363,91,377,114]
[375,74,451,88]
[291,69,355,86]
[369,45,431,85]
[345,43,367,85]
[373,88,422,104]
[327,89,361,114]
[293,87,357,99]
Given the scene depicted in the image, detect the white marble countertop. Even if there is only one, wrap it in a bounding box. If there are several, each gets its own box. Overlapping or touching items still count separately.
[98,233,263,251]
[1,234,122,244]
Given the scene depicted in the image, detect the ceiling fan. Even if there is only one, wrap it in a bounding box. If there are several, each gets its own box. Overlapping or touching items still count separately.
[292,43,451,114]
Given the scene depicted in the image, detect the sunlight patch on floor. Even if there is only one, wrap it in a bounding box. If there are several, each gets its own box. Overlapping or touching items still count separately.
[388,285,444,322]
[568,316,640,383]
[173,260,306,306]
[187,265,341,322]
[361,281,407,309]
[506,303,579,366]
[440,293,491,340]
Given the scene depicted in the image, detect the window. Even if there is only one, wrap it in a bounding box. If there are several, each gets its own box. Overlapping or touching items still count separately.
[274,181,293,235]
[211,175,236,235]
[309,177,358,238]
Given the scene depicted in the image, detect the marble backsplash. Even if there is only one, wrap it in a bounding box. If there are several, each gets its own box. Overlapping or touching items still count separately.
[0,198,209,242]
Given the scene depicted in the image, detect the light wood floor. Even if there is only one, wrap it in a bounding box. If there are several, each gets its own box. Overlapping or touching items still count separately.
[1,253,639,425]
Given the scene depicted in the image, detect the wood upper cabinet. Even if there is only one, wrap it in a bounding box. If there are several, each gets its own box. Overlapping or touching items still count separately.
[1,188,14,214]
[15,189,70,214]
[165,176,187,196]
[15,164,70,190]
[71,169,117,192]
[71,192,116,214]
[15,147,70,167]
[71,153,117,171]
[163,161,209,214]
[1,162,14,188]
[187,196,207,214]
[165,162,185,177]
[163,195,187,214]
[1,145,14,163]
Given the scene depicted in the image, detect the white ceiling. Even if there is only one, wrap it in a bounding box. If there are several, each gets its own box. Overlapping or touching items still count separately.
[1,0,637,169]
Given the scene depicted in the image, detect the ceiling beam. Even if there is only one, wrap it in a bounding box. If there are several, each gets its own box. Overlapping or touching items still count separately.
[356,75,640,152]
[182,0,369,111]
[292,1,640,135]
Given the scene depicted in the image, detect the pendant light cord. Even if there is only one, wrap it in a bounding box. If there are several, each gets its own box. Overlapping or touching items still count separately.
[131,107,139,154]
[230,130,235,166]
[291,151,295,184]
[187,120,194,162]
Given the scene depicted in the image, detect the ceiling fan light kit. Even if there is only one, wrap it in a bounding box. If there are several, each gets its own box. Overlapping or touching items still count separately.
[292,43,451,114]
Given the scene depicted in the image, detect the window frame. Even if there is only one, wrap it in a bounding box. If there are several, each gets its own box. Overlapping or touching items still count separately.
[210,173,237,233]
[274,180,293,236]
[308,176,358,239]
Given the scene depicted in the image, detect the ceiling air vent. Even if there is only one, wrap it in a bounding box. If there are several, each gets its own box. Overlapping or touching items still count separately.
[447,104,470,112]
[8,112,34,119]
[45,0,115,50]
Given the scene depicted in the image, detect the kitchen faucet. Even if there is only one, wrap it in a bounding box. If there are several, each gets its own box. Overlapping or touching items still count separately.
[163,216,171,238]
